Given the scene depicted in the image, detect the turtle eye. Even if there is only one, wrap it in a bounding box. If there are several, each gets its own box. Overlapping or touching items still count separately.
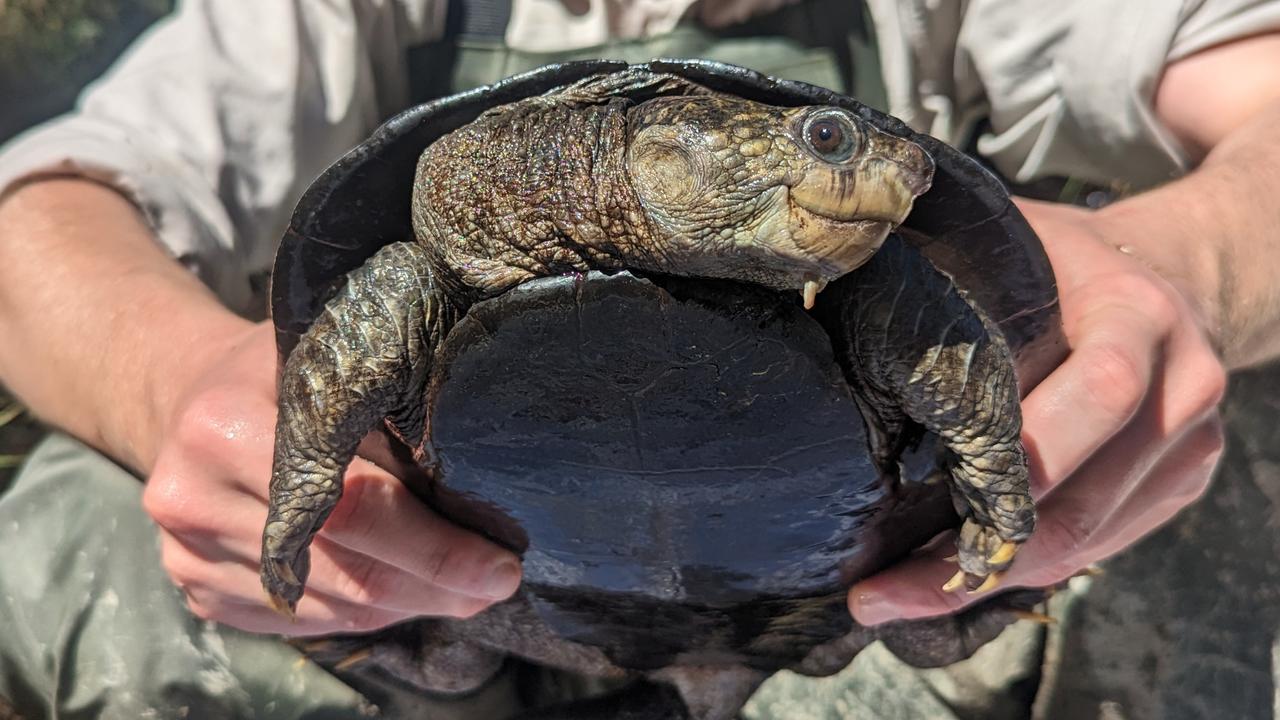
[803,111,861,163]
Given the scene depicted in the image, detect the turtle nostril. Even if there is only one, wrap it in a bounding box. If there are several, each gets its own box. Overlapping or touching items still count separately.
[905,168,933,197]
[904,148,936,196]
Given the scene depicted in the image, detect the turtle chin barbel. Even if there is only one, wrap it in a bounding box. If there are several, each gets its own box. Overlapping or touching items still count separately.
[264,60,1065,719]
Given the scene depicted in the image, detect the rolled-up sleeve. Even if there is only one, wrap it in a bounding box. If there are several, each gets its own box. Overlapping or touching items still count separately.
[966,0,1280,188]
[0,0,443,313]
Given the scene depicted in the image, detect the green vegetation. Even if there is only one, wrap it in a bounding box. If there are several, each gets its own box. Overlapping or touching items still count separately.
[0,0,175,142]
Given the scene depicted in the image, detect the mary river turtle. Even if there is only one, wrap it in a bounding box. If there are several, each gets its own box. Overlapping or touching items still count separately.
[261,60,1063,719]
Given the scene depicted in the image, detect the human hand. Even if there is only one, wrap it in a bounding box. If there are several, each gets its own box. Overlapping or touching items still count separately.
[849,197,1226,625]
[142,322,521,636]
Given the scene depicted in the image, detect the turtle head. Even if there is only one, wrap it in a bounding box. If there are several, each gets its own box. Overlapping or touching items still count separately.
[625,96,934,306]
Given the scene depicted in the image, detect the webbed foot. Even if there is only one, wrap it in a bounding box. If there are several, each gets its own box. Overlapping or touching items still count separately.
[942,520,1021,593]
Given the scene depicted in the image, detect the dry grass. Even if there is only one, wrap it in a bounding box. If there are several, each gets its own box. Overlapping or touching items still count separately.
[0,390,42,486]
[0,390,37,489]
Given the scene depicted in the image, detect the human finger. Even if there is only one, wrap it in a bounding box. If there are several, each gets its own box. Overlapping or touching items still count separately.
[1012,318,1222,577]
[1019,297,1164,498]
[847,542,969,624]
[313,460,523,601]
[848,414,1221,625]
[160,531,493,621]
[160,526,409,635]
[158,391,525,603]
[180,577,415,637]
[1014,417,1223,587]
[1087,417,1223,557]
[153,464,520,609]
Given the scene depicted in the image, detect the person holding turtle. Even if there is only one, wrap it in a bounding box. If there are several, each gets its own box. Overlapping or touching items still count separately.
[0,1,1276,718]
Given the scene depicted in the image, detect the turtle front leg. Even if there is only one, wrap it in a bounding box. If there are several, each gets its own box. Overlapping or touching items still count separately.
[828,236,1034,592]
[262,241,457,615]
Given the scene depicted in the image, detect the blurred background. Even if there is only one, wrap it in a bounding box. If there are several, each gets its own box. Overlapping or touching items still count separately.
[0,0,173,140]
[0,0,175,490]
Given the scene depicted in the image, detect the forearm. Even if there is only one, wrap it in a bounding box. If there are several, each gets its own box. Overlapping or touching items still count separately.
[1085,32,1280,370]
[0,178,252,472]
[1091,98,1280,369]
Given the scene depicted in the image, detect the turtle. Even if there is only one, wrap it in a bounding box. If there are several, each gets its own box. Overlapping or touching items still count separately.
[263,60,1065,719]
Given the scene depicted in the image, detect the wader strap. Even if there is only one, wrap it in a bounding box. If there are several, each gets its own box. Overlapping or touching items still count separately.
[446,0,512,41]
[406,0,885,110]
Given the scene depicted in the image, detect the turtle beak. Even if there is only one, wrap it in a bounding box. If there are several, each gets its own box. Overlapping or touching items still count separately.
[786,133,934,308]
[789,141,933,227]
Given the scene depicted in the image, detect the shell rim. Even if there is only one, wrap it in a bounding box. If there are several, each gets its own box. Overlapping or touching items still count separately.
[270,58,1065,386]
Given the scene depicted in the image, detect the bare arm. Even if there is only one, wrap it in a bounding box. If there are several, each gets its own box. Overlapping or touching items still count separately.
[0,0,525,634]
[1105,32,1280,369]
[0,179,520,633]
[0,178,246,472]
[852,32,1280,624]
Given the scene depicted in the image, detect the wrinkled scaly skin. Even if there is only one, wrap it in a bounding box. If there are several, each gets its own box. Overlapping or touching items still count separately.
[827,237,1033,587]
[261,69,1034,719]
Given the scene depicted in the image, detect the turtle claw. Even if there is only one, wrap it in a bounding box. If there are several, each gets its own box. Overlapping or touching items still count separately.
[967,571,1003,594]
[266,588,298,621]
[941,519,1024,594]
[941,569,1004,595]
[261,546,306,619]
[333,647,373,671]
[273,552,301,587]
[1012,609,1056,625]
[953,519,1022,587]
[988,540,1018,566]
[262,517,312,618]
[262,567,302,617]
[942,570,966,593]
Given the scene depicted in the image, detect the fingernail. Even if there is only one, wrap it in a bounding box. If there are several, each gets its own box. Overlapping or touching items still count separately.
[482,559,521,599]
[849,590,897,627]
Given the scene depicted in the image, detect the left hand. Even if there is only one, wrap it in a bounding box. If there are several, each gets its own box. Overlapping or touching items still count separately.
[848,197,1227,625]
[144,323,521,636]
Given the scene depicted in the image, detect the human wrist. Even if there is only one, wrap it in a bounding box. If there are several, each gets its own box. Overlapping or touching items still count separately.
[0,177,255,472]
[1088,198,1226,356]
[117,302,255,473]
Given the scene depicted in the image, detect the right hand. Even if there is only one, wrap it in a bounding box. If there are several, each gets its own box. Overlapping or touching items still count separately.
[849,199,1225,625]
[142,322,522,636]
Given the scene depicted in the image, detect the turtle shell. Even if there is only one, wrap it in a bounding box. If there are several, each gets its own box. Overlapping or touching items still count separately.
[272,59,1063,383]
[270,60,1066,671]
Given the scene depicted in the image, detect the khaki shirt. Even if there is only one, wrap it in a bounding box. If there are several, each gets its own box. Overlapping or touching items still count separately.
[1,0,1277,313]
